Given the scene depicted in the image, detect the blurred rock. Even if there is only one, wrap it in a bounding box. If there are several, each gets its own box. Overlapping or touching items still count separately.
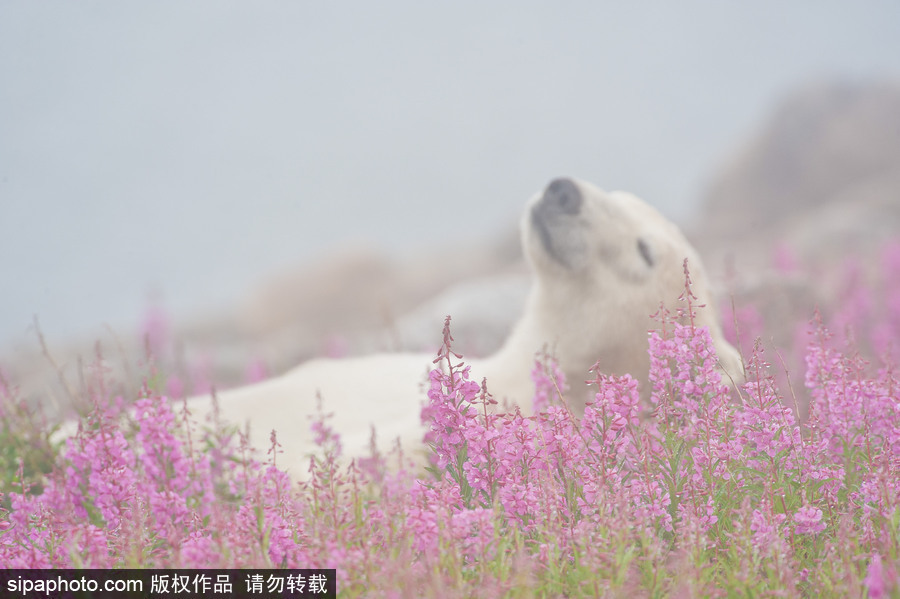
[697,79,900,268]
[371,271,531,358]
[694,79,900,356]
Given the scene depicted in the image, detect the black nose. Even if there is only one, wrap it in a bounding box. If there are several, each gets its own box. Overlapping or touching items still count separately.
[542,178,582,215]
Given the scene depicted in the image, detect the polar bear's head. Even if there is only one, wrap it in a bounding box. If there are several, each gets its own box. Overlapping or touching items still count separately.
[525,177,696,290]
[520,177,743,405]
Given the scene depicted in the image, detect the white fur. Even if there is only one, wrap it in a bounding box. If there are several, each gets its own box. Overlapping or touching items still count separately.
[186,178,744,476]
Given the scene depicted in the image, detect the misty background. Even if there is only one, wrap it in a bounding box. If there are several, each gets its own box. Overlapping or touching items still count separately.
[2,1,900,357]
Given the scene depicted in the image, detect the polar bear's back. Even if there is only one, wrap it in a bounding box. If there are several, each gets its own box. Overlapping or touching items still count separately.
[189,353,435,473]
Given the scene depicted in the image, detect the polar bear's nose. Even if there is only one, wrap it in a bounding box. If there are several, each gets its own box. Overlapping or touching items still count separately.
[542,178,582,215]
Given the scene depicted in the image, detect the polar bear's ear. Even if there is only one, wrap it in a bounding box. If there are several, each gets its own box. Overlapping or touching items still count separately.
[637,238,655,267]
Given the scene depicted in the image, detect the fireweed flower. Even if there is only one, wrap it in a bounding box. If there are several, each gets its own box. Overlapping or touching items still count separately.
[531,351,568,413]
[749,500,788,552]
[863,552,898,599]
[792,504,826,535]
[422,366,480,470]
[308,395,343,461]
[133,393,211,522]
[62,423,138,530]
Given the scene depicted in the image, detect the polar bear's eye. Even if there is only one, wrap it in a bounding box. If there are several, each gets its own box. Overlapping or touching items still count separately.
[637,238,654,267]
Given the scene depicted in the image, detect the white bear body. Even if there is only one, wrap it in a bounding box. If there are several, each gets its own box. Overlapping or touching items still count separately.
[193,353,435,468]
[185,178,744,477]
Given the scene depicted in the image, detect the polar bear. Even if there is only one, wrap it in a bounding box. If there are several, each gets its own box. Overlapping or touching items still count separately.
[186,178,744,475]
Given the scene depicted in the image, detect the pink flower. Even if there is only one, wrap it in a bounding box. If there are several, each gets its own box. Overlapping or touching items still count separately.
[865,553,886,599]
[140,303,169,358]
[772,242,800,274]
[245,358,269,383]
[792,505,825,535]
[531,351,568,413]
[748,502,788,556]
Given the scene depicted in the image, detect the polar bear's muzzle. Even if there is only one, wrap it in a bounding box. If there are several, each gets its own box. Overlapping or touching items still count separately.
[539,177,583,215]
[530,177,586,269]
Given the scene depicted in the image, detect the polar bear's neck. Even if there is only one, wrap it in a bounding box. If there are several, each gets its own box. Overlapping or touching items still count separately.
[473,319,543,413]
[474,286,592,414]
[473,283,653,415]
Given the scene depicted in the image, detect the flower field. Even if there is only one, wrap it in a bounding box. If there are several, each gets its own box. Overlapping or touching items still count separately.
[1,245,899,597]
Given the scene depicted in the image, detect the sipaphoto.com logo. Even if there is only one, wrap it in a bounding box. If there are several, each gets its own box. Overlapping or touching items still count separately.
[5,573,141,596]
